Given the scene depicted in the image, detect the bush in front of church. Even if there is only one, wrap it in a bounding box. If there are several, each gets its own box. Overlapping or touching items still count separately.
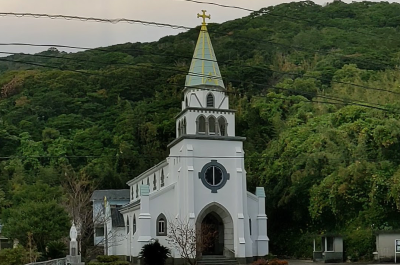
[253,258,288,265]
[139,239,171,265]
[88,255,129,265]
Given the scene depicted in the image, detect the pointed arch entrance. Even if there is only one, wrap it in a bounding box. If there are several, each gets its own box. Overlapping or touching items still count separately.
[196,203,234,257]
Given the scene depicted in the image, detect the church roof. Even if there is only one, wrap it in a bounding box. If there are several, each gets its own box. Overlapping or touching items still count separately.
[111,207,125,228]
[185,11,225,89]
[91,189,130,201]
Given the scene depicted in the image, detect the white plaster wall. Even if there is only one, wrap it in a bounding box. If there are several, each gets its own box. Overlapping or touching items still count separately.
[169,138,252,258]
[334,237,343,252]
[122,134,261,259]
[377,234,400,260]
[148,187,176,256]
[110,227,127,256]
[128,164,170,203]
[247,193,259,256]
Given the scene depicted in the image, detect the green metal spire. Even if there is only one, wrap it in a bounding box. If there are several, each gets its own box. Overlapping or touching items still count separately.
[185,11,225,89]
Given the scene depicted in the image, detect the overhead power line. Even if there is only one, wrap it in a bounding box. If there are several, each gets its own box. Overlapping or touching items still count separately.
[0,56,396,114]
[0,49,390,110]
[0,55,393,111]
[0,12,396,70]
[0,12,190,30]
[1,45,399,98]
[0,154,399,163]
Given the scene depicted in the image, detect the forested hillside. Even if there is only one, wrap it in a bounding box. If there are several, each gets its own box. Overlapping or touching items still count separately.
[2,0,400,260]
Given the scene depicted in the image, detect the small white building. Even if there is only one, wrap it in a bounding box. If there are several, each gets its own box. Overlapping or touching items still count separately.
[91,189,130,249]
[375,231,400,262]
[118,12,269,264]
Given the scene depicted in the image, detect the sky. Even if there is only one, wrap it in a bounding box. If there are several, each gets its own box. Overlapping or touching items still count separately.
[1,0,400,55]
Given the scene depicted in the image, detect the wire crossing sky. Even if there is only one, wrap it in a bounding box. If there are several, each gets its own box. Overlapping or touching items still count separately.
[1,0,400,55]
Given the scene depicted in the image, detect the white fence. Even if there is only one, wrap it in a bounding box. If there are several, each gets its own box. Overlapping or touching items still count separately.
[25,258,66,265]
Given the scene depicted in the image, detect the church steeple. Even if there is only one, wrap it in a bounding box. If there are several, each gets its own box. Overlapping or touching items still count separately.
[175,11,235,140]
[185,10,225,89]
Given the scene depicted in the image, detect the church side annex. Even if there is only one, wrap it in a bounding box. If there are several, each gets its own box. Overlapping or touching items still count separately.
[109,11,269,263]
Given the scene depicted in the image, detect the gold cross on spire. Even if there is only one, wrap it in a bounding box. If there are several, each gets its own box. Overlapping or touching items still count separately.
[197,10,210,25]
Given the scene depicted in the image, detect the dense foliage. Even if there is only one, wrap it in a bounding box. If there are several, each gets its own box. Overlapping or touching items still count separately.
[1,0,400,259]
[139,240,171,265]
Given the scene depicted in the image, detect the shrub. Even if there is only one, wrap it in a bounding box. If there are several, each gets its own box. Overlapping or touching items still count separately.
[269,259,288,265]
[46,241,67,259]
[139,240,171,265]
[111,262,129,265]
[344,227,374,261]
[96,255,120,262]
[253,259,268,265]
[252,258,288,265]
[88,262,129,265]
[0,245,30,265]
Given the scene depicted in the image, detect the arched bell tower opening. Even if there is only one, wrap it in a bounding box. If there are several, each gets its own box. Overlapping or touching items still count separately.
[196,203,234,257]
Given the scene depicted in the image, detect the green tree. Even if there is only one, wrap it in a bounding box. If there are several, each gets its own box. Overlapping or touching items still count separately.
[2,183,70,253]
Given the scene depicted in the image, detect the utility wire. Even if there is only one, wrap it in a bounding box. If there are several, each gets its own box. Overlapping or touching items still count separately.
[0,12,191,30]
[0,54,387,108]
[1,46,399,97]
[0,13,396,70]
[0,154,399,163]
[0,55,396,113]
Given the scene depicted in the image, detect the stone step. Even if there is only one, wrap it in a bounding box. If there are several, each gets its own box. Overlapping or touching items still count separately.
[201,256,231,259]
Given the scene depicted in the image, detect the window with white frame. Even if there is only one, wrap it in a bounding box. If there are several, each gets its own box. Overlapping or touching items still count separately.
[156,213,167,236]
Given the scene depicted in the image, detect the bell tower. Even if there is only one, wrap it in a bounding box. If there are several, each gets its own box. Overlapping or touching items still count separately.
[176,10,235,139]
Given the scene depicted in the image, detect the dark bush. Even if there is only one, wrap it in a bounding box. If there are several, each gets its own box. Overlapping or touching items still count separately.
[96,255,120,262]
[139,240,171,265]
[46,241,67,259]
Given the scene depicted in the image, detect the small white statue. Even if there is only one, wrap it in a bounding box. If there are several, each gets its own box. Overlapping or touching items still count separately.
[70,223,78,242]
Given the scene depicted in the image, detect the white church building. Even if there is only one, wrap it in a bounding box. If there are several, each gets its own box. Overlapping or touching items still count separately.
[104,11,269,263]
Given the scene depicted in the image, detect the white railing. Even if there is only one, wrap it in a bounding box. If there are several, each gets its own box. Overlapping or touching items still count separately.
[25,258,66,265]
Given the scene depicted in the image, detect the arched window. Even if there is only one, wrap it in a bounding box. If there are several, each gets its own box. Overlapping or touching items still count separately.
[208,116,216,134]
[183,118,187,135]
[161,169,165,187]
[218,117,227,136]
[178,121,182,137]
[198,116,206,134]
[156,213,167,236]
[136,185,138,198]
[147,177,150,186]
[186,97,188,107]
[133,215,137,234]
[206,93,214,108]
[126,216,130,234]
[153,173,157,190]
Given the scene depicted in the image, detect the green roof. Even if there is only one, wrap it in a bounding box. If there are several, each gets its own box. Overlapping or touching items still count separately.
[185,24,225,89]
